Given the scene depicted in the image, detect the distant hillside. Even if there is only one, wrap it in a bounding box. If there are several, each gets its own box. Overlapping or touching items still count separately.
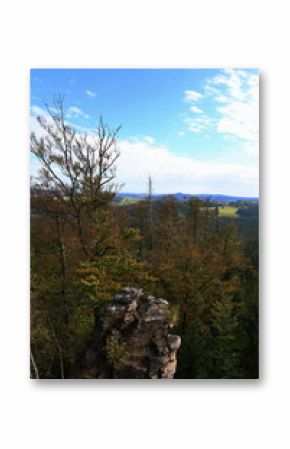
[116,192,259,203]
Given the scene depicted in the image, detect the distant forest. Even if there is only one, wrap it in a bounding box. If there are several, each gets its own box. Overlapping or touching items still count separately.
[30,99,259,379]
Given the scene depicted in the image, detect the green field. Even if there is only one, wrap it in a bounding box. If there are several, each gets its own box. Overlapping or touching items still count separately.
[218,206,238,217]
[118,197,141,206]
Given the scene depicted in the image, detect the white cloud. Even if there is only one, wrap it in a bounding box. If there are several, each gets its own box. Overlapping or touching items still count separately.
[211,69,245,100]
[30,75,259,196]
[185,115,213,133]
[211,70,259,154]
[86,89,96,97]
[184,69,259,156]
[30,157,42,178]
[30,105,88,137]
[116,137,258,195]
[184,90,203,102]
[30,105,54,137]
[143,136,155,144]
[217,101,258,142]
[30,129,258,195]
[31,104,90,122]
[31,105,46,116]
[67,106,90,119]
[215,95,229,103]
[190,106,203,113]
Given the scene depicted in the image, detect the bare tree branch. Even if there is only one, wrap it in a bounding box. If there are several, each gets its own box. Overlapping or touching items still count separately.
[31,96,122,258]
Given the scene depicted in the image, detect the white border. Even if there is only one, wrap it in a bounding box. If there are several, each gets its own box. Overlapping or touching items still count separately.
[1,1,289,448]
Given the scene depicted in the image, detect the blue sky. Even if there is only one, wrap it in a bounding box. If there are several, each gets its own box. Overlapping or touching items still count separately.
[30,68,259,196]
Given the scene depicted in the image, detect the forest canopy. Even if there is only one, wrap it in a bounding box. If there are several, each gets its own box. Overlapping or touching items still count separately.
[30,98,259,379]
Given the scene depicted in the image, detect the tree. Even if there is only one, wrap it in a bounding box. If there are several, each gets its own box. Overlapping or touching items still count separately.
[30,97,123,377]
[31,95,121,259]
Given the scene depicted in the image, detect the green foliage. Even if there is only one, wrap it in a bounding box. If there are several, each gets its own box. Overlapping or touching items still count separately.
[30,101,258,378]
[166,305,180,327]
[105,330,129,372]
[76,250,156,309]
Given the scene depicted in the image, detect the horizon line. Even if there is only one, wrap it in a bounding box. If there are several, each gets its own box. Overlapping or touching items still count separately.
[117,192,259,198]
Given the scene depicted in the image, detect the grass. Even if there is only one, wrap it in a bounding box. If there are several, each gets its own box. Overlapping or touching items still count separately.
[218,206,238,217]
[118,197,141,206]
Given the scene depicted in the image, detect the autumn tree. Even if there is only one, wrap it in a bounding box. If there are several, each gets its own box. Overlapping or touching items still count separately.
[31,95,121,259]
[30,97,123,377]
[30,97,258,379]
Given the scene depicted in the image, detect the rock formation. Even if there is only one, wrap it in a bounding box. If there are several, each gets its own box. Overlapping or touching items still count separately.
[77,288,181,379]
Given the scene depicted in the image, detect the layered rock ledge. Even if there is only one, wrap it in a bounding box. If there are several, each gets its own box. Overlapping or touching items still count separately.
[77,288,181,379]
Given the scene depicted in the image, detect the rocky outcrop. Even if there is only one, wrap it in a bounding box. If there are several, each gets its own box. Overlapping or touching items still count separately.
[77,288,181,379]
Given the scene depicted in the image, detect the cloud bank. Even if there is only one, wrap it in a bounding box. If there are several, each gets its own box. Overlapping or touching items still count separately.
[116,137,258,196]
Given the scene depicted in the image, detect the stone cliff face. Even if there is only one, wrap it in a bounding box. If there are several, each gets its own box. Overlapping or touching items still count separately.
[77,288,181,379]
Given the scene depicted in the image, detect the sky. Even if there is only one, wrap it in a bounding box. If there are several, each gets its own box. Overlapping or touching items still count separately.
[30,68,259,196]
